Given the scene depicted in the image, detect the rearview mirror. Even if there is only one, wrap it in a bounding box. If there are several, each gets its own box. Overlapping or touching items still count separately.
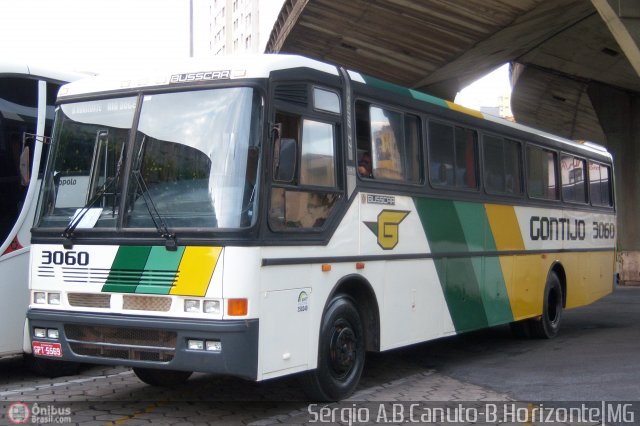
[273,124,297,183]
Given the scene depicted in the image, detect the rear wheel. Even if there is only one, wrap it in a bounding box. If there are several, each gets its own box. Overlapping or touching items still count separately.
[530,273,563,339]
[133,367,192,386]
[303,295,365,401]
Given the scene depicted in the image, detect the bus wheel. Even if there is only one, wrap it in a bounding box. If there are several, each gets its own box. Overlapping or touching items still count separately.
[25,355,82,377]
[303,295,365,401]
[133,367,192,386]
[530,273,563,339]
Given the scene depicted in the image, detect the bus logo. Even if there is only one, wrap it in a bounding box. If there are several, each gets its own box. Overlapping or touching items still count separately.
[365,210,410,250]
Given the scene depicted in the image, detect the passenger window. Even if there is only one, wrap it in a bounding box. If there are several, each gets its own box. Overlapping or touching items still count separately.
[269,111,340,231]
[355,102,421,183]
[483,135,522,195]
[561,155,587,203]
[428,121,478,189]
[527,146,558,200]
[589,162,612,207]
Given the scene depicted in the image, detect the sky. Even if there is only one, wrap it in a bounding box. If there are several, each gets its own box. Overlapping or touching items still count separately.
[0,0,510,108]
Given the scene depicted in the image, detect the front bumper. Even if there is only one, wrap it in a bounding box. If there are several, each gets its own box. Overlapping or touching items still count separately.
[27,309,259,380]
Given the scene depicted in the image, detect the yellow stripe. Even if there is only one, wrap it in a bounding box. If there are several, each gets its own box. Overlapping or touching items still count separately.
[485,204,534,320]
[484,203,525,251]
[445,101,484,118]
[170,246,222,297]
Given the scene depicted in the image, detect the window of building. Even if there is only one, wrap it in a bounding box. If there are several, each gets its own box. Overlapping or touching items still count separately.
[428,121,478,189]
[527,145,558,200]
[483,135,522,195]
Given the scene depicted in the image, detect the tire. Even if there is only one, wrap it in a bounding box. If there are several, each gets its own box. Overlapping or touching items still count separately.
[25,355,82,378]
[530,273,563,339]
[303,295,365,401]
[132,367,192,386]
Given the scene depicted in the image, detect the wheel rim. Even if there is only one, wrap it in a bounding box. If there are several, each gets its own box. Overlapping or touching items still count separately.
[329,319,357,379]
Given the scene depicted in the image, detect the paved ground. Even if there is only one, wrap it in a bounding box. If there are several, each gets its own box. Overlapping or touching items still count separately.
[1,286,638,425]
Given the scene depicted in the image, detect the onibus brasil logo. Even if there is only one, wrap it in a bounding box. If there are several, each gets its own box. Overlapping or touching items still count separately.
[364,210,410,250]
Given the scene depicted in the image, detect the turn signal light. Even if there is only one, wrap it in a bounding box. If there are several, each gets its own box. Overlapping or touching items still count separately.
[227,298,248,316]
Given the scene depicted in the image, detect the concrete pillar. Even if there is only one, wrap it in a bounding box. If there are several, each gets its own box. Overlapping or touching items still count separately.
[588,82,640,284]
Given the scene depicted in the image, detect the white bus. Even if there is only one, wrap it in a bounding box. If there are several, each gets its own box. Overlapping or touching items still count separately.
[27,55,615,399]
[0,61,84,374]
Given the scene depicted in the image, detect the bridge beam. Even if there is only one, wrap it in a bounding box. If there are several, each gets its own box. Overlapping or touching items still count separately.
[592,0,640,77]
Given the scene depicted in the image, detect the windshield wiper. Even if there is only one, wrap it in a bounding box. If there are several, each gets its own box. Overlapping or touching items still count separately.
[132,170,177,251]
[62,131,125,248]
[62,175,118,248]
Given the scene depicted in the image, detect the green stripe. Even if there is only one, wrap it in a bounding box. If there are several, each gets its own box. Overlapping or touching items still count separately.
[413,198,516,331]
[361,74,450,108]
[135,246,185,294]
[455,202,513,326]
[102,246,152,293]
[414,198,488,332]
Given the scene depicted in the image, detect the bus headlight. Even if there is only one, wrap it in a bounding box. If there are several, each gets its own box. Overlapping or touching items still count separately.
[203,300,221,314]
[47,329,60,339]
[184,299,200,313]
[187,339,204,350]
[48,293,61,305]
[34,328,47,338]
[33,292,47,304]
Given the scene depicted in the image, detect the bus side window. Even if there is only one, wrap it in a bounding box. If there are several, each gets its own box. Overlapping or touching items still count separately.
[589,162,612,207]
[269,111,340,231]
[527,145,558,200]
[355,101,421,183]
[428,121,478,189]
[561,154,587,203]
[483,135,522,195]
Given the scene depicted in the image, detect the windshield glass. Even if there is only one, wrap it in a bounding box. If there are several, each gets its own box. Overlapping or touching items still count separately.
[37,87,262,231]
[37,97,137,228]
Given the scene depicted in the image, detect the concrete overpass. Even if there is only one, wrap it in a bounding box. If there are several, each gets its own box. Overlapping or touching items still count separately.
[266,0,640,284]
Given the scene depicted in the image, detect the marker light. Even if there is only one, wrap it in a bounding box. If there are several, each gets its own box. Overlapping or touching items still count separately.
[33,292,46,304]
[206,340,222,352]
[47,329,60,339]
[203,300,221,314]
[34,328,47,338]
[187,339,204,350]
[48,293,61,305]
[227,299,248,316]
[184,300,201,313]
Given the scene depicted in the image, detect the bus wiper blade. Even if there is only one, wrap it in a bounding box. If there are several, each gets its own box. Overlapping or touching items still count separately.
[133,170,177,251]
[62,176,118,249]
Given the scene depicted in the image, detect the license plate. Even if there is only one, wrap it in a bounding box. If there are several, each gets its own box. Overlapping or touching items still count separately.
[32,341,63,357]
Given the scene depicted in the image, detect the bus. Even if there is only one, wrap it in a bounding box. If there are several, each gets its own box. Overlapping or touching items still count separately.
[27,55,616,399]
[0,61,86,375]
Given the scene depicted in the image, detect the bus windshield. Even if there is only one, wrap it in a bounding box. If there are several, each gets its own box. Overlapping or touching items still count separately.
[37,87,262,231]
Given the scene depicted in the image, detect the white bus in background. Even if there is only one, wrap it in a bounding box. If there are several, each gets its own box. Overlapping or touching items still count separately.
[0,61,85,374]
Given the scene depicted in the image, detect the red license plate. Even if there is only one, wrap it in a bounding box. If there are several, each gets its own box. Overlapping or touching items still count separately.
[32,341,63,357]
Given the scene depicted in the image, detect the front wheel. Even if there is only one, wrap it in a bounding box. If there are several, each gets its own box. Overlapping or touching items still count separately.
[303,295,365,401]
[133,367,192,386]
[530,273,563,339]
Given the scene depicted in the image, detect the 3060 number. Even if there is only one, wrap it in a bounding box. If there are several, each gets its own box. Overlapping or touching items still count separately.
[42,250,89,266]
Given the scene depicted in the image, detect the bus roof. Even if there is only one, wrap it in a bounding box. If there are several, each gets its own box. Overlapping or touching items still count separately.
[57,54,340,99]
[56,54,610,160]
[0,59,88,84]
